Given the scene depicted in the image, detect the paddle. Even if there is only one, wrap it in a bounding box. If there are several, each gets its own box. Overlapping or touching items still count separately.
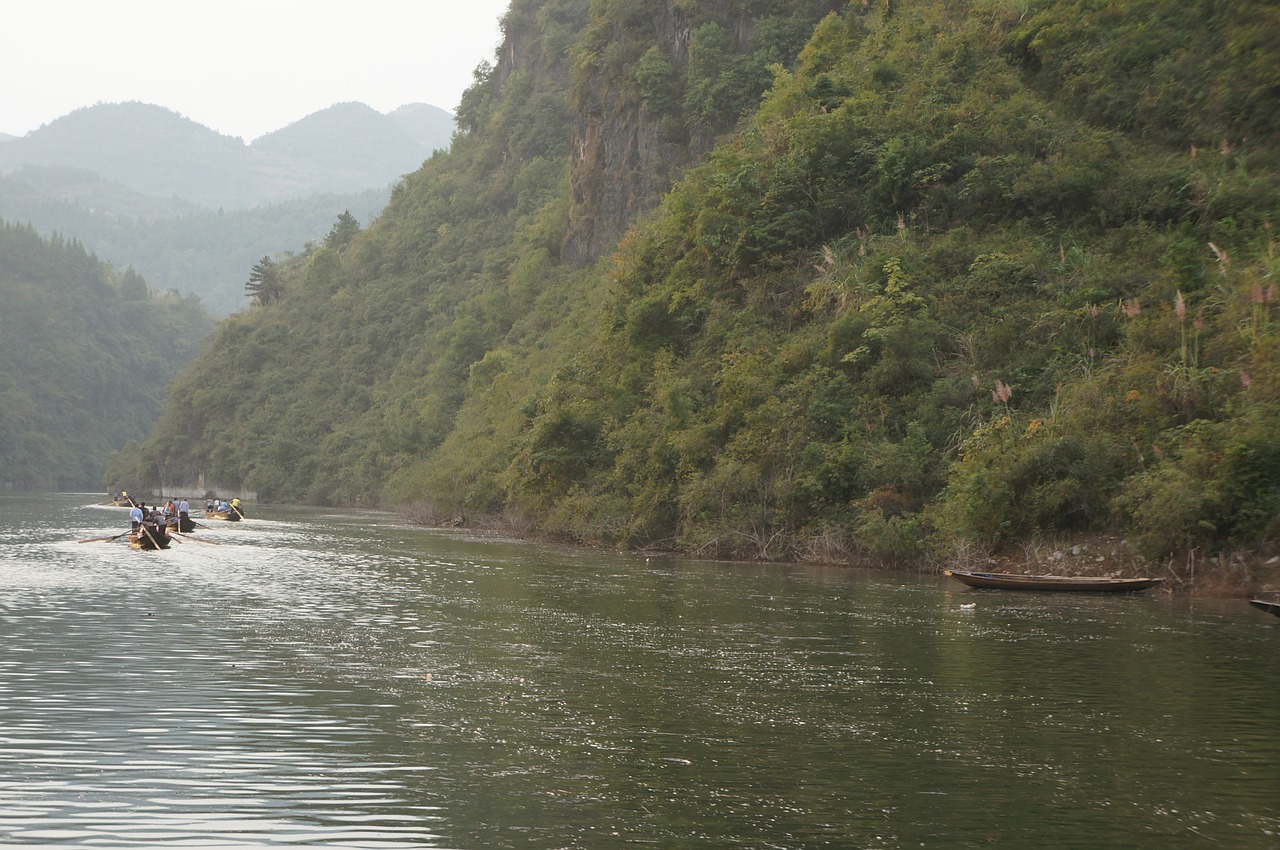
[137,521,166,550]
[171,532,222,545]
[82,496,148,543]
[78,531,130,544]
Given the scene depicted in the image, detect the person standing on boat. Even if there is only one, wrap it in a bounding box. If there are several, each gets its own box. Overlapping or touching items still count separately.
[230,497,244,518]
[177,497,190,530]
[129,502,144,531]
[141,505,166,542]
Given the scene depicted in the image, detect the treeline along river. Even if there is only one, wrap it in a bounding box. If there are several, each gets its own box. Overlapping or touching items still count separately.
[2,493,1278,847]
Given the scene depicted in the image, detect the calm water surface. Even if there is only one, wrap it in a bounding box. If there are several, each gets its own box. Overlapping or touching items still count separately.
[1,493,1277,848]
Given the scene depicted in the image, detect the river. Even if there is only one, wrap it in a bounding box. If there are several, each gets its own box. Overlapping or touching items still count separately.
[1,493,1277,848]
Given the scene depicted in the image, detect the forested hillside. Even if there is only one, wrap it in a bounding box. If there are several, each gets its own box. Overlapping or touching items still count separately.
[115,0,1280,568]
[1,220,214,489]
[0,167,388,314]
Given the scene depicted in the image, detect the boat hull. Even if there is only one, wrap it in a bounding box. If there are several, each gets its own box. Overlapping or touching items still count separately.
[945,570,1164,592]
[127,529,171,550]
[204,510,242,522]
[1249,599,1280,618]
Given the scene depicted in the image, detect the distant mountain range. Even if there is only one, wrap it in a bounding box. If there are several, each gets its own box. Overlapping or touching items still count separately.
[0,101,454,313]
[0,101,455,209]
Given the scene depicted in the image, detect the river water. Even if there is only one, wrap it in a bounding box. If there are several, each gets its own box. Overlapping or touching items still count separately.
[1,493,1277,848]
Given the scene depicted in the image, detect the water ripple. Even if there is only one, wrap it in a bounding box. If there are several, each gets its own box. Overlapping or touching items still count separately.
[2,495,1279,848]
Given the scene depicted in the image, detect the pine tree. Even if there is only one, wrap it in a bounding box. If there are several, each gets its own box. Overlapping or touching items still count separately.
[325,211,360,250]
[245,256,282,306]
[119,266,150,301]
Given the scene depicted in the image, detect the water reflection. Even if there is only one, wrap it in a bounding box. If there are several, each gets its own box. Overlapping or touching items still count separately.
[1,498,440,847]
[1,494,1278,848]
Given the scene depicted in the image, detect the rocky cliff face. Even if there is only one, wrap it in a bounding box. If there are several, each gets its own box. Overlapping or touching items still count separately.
[559,0,844,267]
[471,0,844,268]
[563,64,690,266]
[561,0,692,267]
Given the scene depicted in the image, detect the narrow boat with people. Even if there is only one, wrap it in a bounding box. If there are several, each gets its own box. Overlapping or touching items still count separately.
[127,527,170,550]
[76,500,180,550]
[167,516,197,533]
[160,497,196,532]
[204,510,241,522]
[204,497,246,521]
[944,569,1164,592]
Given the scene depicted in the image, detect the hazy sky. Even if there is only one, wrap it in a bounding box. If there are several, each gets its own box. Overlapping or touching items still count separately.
[2,0,512,141]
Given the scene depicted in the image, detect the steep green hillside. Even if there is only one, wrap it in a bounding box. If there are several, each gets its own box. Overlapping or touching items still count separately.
[113,0,843,501]
[118,0,1280,565]
[0,220,214,489]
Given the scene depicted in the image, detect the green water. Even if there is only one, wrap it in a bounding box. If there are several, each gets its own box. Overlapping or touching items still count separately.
[1,493,1277,847]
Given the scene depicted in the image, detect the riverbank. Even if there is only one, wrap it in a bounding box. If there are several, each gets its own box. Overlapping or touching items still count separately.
[947,531,1280,599]
[394,500,1279,600]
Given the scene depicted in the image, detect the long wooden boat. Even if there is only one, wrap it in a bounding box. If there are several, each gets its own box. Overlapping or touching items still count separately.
[166,516,197,533]
[204,509,242,522]
[127,528,171,550]
[945,569,1164,592]
[1249,599,1280,618]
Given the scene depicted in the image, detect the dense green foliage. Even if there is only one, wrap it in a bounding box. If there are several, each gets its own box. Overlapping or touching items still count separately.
[0,220,214,488]
[119,0,1280,564]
